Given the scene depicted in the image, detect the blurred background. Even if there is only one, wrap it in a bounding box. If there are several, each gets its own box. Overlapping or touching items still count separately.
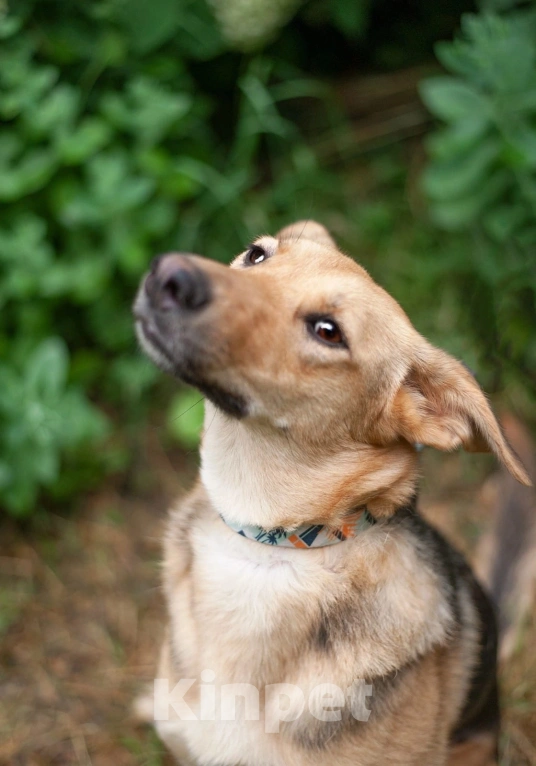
[1,0,535,763]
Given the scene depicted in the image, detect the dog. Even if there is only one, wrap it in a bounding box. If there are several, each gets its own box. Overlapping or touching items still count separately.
[133,220,531,766]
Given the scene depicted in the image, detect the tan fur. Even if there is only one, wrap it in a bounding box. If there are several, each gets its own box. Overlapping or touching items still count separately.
[133,220,530,765]
[447,734,498,766]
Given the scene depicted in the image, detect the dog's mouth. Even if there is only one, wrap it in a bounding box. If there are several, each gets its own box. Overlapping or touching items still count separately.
[133,286,180,377]
[134,290,249,419]
[135,316,175,369]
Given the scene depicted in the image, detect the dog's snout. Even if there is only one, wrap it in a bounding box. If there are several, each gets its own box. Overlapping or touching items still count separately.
[161,266,210,311]
[146,254,211,312]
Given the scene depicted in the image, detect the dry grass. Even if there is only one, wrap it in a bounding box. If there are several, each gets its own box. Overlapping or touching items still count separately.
[0,444,535,765]
[0,433,193,766]
[0,487,176,766]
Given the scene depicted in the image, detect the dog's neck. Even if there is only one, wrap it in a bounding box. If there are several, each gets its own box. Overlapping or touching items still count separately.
[200,402,419,529]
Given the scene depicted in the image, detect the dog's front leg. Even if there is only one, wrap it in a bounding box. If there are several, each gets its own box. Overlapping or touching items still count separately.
[152,633,198,765]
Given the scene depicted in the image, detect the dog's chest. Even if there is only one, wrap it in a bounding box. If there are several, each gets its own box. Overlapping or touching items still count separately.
[164,519,350,764]
[183,519,333,676]
[162,511,459,766]
[167,511,452,683]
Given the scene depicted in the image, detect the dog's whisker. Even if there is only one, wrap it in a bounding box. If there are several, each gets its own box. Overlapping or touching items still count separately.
[170,396,206,424]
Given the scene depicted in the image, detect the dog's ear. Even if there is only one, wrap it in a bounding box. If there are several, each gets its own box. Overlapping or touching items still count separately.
[389,345,531,486]
[277,220,336,248]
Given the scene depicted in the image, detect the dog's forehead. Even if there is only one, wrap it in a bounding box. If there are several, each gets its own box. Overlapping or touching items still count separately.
[231,234,409,324]
[251,234,372,284]
[265,235,393,302]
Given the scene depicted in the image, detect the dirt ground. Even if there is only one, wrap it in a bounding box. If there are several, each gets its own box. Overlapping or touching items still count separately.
[1,438,535,765]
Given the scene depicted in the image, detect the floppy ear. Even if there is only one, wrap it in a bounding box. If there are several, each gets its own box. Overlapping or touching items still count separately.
[390,345,531,486]
[277,220,336,248]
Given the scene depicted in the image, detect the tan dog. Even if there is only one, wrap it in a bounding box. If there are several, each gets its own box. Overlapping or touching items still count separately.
[133,221,531,766]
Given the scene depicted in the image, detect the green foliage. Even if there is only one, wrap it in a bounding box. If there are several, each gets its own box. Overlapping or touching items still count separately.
[167,388,205,448]
[304,0,372,39]
[0,339,108,515]
[0,0,348,516]
[421,11,536,231]
[420,8,536,399]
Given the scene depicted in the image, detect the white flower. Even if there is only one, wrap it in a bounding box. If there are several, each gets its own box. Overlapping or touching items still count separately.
[209,0,304,51]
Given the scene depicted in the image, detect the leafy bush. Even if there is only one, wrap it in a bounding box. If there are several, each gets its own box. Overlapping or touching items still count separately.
[0,339,108,514]
[0,0,353,516]
[419,7,536,400]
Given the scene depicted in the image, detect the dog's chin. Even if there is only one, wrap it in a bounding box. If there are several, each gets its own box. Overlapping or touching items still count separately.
[135,319,176,374]
[135,319,248,419]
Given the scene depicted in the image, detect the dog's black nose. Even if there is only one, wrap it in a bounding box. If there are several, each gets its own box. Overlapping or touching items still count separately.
[146,254,211,311]
[161,266,210,311]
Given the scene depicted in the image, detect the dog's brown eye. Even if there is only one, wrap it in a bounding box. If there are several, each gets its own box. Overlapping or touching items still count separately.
[308,318,346,347]
[245,245,267,266]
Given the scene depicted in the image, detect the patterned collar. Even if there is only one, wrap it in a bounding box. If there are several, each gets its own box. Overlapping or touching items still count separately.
[221,508,376,548]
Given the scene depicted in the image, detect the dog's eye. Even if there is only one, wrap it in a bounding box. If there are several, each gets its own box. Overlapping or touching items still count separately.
[308,317,346,347]
[244,245,267,266]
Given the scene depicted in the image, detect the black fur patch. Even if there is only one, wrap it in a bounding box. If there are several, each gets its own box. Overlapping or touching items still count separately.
[386,497,463,630]
[178,364,248,419]
[314,610,331,651]
[450,575,500,745]
[389,499,500,745]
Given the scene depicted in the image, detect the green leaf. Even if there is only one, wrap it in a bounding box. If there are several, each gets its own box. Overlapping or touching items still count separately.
[0,148,58,201]
[511,88,536,113]
[33,447,60,484]
[61,390,109,446]
[426,114,490,160]
[25,338,69,401]
[435,39,477,79]
[25,83,79,137]
[41,258,110,302]
[428,170,510,229]
[3,482,38,518]
[116,0,181,53]
[176,0,224,59]
[501,124,536,170]
[423,139,500,201]
[100,78,192,145]
[419,77,490,122]
[58,117,112,164]
[483,204,528,242]
[330,0,370,38]
[167,388,205,448]
[0,13,23,40]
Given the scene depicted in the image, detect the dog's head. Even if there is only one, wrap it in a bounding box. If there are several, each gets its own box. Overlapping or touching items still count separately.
[134,220,530,515]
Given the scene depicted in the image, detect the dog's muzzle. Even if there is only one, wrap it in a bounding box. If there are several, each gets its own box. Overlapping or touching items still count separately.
[133,253,211,371]
[133,253,249,419]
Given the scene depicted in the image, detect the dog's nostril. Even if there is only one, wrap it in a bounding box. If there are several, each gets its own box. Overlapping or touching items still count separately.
[161,266,211,311]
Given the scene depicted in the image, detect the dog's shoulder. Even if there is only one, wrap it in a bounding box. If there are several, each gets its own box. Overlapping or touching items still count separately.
[386,500,500,743]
